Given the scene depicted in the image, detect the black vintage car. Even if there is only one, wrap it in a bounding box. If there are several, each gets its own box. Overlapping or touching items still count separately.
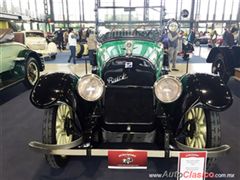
[206,46,240,82]
[29,23,233,170]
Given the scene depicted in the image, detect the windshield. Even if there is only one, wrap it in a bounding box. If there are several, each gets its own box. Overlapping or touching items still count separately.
[26,32,44,38]
[97,24,162,43]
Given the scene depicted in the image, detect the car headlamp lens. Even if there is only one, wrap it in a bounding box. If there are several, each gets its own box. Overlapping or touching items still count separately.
[154,76,182,103]
[158,42,164,49]
[77,74,105,101]
[125,41,133,55]
[125,41,132,48]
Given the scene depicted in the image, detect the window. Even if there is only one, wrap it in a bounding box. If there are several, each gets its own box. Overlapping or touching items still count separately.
[115,8,130,21]
[115,0,130,7]
[68,0,80,21]
[83,0,95,21]
[165,0,177,19]
[231,0,239,20]
[224,0,233,20]
[215,0,224,20]
[149,8,161,21]
[131,8,144,21]
[199,0,209,20]
[208,0,216,20]
[180,0,191,20]
[26,32,44,38]
[99,8,114,22]
[53,0,65,21]
[100,0,113,7]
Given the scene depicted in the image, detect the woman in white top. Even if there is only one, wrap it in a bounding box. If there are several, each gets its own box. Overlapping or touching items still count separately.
[67,28,77,64]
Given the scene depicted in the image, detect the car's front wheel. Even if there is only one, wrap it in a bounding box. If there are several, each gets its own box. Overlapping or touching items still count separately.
[24,57,40,88]
[184,106,221,170]
[43,104,74,168]
[51,54,56,60]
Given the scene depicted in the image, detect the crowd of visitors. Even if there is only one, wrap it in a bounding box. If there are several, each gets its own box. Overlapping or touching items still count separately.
[54,27,97,64]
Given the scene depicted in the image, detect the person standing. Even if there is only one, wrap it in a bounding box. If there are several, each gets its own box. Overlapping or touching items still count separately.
[67,28,77,64]
[223,28,235,47]
[87,30,97,69]
[210,30,218,47]
[54,28,64,51]
[63,30,68,49]
[222,28,229,46]
[168,21,179,71]
[188,28,196,44]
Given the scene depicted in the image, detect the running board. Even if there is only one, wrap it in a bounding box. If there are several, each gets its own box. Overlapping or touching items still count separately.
[0,78,24,91]
[28,140,230,158]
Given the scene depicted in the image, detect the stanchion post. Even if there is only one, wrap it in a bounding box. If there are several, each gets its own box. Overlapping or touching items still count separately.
[199,45,201,56]
[85,58,88,74]
[186,58,189,74]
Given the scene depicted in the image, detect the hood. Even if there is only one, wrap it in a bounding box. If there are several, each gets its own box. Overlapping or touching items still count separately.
[97,40,164,77]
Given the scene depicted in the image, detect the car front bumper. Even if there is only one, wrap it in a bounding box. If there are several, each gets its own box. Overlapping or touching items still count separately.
[29,137,230,158]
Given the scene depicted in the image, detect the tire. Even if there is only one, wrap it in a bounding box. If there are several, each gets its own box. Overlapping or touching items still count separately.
[51,54,56,60]
[23,57,40,88]
[43,104,74,168]
[212,53,230,83]
[77,44,84,58]
[184,107,221,170]
[206,111,221,170]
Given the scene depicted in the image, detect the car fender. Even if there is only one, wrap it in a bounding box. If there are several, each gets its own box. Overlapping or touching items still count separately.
[206,47,236,74]
[17,49,45,71]
[48,42,58,54]
[184,73,233,111]
[30,72,79,109]
[232,46,240,67]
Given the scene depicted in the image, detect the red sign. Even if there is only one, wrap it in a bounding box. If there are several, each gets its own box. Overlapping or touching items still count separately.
[108,150,147,169]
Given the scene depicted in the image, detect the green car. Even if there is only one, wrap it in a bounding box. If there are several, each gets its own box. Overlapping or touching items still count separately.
[29,23,232,170]
[0,29,44,90]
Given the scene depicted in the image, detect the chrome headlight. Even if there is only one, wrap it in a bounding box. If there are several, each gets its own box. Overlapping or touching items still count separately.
[168,20,179,32]
[77,74,105,101]
[158,42,164,49]
[125,40,133,55]
[154,76,182,103]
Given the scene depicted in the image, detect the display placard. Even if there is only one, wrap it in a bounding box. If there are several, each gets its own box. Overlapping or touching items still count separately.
[108,150,147,169]
[178,151,207,180]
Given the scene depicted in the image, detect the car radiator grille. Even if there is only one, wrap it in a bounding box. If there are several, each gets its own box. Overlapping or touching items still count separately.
[102,57,156,128]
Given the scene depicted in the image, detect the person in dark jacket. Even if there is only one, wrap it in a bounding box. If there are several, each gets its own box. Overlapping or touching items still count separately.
[187,28,196,43]
[223,28,235,47]
[54,28,64,51]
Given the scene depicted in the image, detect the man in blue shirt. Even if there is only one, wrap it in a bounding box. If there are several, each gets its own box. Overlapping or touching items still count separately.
[168,21,179,71]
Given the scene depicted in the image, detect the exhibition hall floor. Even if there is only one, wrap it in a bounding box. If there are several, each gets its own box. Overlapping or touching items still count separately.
[1,47,240,180]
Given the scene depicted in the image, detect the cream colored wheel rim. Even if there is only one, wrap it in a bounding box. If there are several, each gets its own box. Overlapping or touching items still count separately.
[55,104,73,145]
[27,60,39,85]
[185,107,207,148]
